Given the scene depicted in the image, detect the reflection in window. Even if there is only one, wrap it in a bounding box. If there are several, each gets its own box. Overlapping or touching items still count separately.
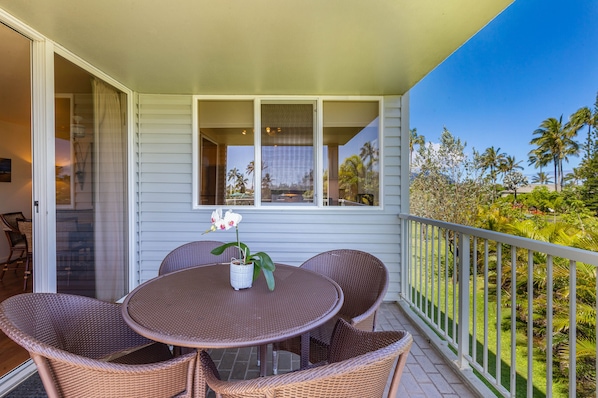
[323,101,380,206]
[196,98,381,207]
[261,103,314,205]
[55,95,73,208]
[198,100,254,206]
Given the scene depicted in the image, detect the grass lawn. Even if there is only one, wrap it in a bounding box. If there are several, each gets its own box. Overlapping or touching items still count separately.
[412,277,568,397]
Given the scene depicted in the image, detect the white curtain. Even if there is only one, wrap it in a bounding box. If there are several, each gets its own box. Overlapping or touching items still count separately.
[92,78,126,302]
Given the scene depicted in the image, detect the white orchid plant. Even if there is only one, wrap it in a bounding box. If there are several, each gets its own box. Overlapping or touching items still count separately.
[205,208,276,291]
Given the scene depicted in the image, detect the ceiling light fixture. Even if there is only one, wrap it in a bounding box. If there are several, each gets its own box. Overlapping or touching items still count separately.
[265,127,282,137]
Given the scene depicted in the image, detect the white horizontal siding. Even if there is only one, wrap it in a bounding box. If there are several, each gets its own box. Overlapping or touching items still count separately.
[135,94,404,300]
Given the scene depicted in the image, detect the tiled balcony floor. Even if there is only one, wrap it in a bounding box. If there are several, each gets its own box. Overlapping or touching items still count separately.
[5,302,481,398]
[376,303,481,398]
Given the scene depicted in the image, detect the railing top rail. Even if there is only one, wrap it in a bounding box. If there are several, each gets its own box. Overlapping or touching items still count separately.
[398,213,598,266]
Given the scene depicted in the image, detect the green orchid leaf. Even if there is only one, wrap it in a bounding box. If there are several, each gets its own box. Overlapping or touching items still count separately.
[253,252,275,272]
[252,264,261,281]
[262,269,275,291]
[210,241,238,255]
[246,252,275,290]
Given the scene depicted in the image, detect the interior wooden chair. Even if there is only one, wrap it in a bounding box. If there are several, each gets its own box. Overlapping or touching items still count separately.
[0,211,27,281]
[158,240,239,275]
[16,218,33,291]
[201,318,412,398]
[273,249,389,374]
[0,293,199,398]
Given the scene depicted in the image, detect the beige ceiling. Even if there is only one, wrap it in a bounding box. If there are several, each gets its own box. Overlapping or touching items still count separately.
[0,0,512,96]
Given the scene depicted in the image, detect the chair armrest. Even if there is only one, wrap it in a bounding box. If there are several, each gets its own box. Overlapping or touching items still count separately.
[350,295,386,331]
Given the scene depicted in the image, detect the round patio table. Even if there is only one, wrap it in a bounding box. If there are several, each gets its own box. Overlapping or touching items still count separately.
[122,263,344,378]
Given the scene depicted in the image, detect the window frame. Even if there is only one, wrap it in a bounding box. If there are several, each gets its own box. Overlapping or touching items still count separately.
[192,95,384,209]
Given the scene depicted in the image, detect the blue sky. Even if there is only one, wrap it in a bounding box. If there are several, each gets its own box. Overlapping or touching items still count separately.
[409,0,598,178]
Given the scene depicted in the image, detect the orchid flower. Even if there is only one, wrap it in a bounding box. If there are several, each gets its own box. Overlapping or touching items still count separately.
[223,210,242,229]
[203,208,276,290]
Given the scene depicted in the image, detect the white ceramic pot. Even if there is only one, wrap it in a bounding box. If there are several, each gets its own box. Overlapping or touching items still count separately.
[229,261,254,290]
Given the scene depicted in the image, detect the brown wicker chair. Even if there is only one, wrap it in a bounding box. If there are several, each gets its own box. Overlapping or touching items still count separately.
[201,318,412,398]
[159,240,241,358]
[0,212,27,281]
[273,249,389,373]
[0,293,199,398]
[158,240,239,275]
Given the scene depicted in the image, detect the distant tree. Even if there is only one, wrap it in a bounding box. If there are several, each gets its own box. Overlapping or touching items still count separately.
[531,171,553,185]
[502,171,528,202]
[339,155,365,202]
[477,146,506,200]
[571,104,598,163]
[227,167,242,194]
[410,127,487,226]
[359,141,378,171]
[246,161,268,190]
[580,154,598,215]
[576,93,598,214]
[235,174,248,193]
[499,155,523,179]
[521,185,556,213]
[409,128,425,166]
[529,115,580,192]
[527,147,552,175]
[246,162,255,177]
[564,168,584,186]
[301,169,314,189]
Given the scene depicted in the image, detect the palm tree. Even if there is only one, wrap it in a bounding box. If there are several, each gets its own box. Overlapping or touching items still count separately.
[227,167,243,194]
[228,167,240,183]
[527,147,552,174]
[529,115,580,192]
[339,155,365,201]
[478,146,505,199]
[246,161,268,190]
[499,155,523,178]
[359,141,378,171]
[531,171,553,185]
[409,128,425,166]
[235,174,248,193]
[246,162,255,177]
[564,167,584,186]
[246,162,255,190]
[508,220,597,395]
[571,106,598,161]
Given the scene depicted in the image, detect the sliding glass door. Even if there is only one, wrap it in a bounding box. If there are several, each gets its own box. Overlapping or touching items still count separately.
[54,54,128,302]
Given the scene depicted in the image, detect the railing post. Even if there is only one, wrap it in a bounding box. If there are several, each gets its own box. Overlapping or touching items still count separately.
[457,232,471,370]
[401,216,410,300]
[398,215,406,300]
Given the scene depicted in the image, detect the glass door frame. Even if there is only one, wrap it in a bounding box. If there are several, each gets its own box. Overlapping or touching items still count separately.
[0,9,47,394]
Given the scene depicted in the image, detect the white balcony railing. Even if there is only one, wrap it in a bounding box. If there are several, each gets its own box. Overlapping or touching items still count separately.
[398,214,598,398]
